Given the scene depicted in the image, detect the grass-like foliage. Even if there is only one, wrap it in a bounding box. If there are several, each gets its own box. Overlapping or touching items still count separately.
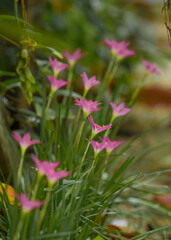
[0,3,171,240]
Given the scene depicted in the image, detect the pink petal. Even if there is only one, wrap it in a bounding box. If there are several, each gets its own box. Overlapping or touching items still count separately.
[12,131,22,145]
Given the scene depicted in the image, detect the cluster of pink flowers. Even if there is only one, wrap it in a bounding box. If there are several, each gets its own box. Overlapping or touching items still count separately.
[101,39,135,59]
[12,40,161,213]
[100,39,161,75]
[87,135,122,157]
[31,154,70,183]
[48,48,86,92]
[48,57,69,93]
[12,132,70,211]
[100,136,123,155]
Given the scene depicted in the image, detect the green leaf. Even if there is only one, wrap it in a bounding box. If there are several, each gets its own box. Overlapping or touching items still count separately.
[93,236,105,240]
[56,89,82,98]
[36,44,63,59]
[0,15,32,45]
[34,103,75,120]
[0,78,20,94]
[0,71,16,77]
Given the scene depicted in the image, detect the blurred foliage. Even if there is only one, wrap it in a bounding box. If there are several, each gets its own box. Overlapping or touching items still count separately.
[0,0,166,64]
[0,0,168,105]
[0,0,170,123]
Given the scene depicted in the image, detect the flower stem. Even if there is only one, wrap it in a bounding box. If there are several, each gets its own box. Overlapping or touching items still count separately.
[103,54,115,85]
[76,134,93,181]
[17,148,26,184]
[70,135,93,203]
[104,115,116,137]
[14,0,20,29]
[45,90,54,120]
[63,68,73,105]
[36,184,52,237]
[21,0,27,25]
[96,154,109,193]
[129,73,148,106]
[22,213,31,239]
[31,173,42,200]
[106,58,120,88]
[74,119,85,154]
[86,153,98,179]
[73,90,88,132]
[13,211,26,240]
[97,55,115,101]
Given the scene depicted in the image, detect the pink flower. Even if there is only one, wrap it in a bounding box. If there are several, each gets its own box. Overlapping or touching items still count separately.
[47,75,68,92]
[31,154,70,183]
[74,98,102,118]
[100,136,123,154]
[101,39,135,59]
[63,48,86,66]
[81,72,100,91]
[46,170,70,184]
[110,102,131,117]
[88,115,112,136]
[16,193,44,211]
[49,57,69,76]
[89,140,106,153]
[31,153,60,176]
[12,132,40,150]
[142,59,161,75]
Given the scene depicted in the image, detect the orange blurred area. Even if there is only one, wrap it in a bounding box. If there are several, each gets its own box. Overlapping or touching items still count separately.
[105,224,144,240]
[154,194,171,208]
[139,86,171,107]
[0,183,16,205]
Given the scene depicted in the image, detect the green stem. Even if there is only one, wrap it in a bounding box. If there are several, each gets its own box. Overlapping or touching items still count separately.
[86,153,98,179]
[73,108,82,131]
[14,0,20,28]
[36,183,52,236]
[45,90,54,119]
[65,115,85,170]
[106,58,120,88]
[73,89,88,134]
[75,134,94,181]
[97,55,115,101]
[96,154,109,193]
[31,173,42,200]
[129,73,148,107]
[104,115,117,137]
[103,54,115,85]
[63,68,73,105]
[70,135,93,204]
[21,0,27,25]
[17,148,26,184]
[22,214,31,239]
[74,119,85,154]
[13,211,26,240]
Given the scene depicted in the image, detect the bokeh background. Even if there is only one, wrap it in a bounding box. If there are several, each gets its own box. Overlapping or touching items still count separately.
[0,0,171,178]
